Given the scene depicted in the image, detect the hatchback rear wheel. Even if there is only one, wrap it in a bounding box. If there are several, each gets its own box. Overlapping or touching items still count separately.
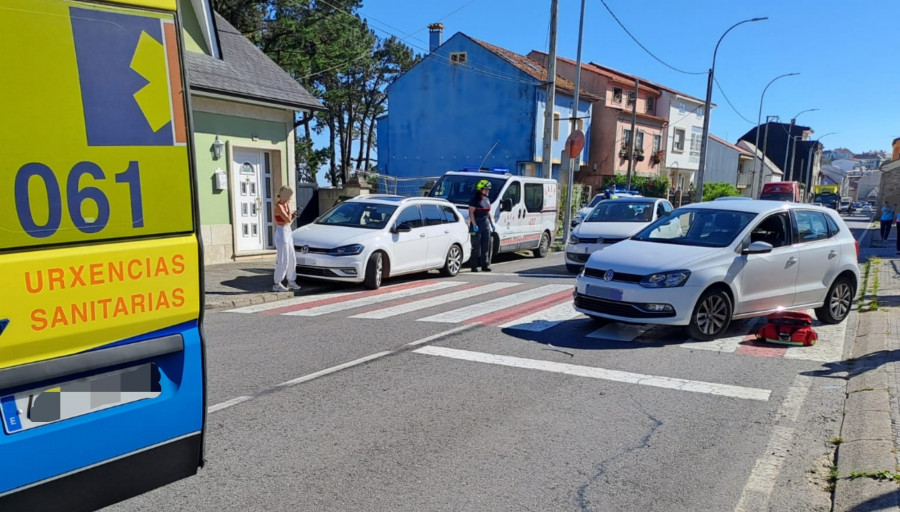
[440,244,463,277]
[687,289,732,341]
[814,276,854,324]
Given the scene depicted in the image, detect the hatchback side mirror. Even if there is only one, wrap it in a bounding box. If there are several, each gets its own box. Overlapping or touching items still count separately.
[392,223,413,233]
[742,241,773,255]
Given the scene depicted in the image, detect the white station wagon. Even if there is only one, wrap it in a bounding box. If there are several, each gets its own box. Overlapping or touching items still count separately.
[565,197,674,273]
[573,200,860,340]
[293,195,471,289]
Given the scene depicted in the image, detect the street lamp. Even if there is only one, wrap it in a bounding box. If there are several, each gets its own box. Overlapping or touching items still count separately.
[695,16,768,203]
[806,132,837,199]
[783,108,818,180]
[753,73,798,197]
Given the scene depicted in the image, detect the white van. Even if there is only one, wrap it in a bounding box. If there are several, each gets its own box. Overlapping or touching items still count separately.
[427,170,558,258]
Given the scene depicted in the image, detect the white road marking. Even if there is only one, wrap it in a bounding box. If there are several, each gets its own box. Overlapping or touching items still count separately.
[207,396,252,413]
[283,281,463,316]
[587,323,651,342]
[414,346,771,401]
[351,282,520,319]
[499,302,583,331]
[405,324,478,347]
[225,289,358,313]
[276,351,393,387]
[418,284,573,323]
[684,318,763,353]
[207,326,474,414]
[734,374,812,511]
[784,317,848,362]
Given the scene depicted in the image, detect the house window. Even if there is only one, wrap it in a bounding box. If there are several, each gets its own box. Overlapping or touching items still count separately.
[645,96,655,114]
[653,134,661,152]
[678,103,686,114]
[623,128,633,147]
[635,130,644,150]
[689,130,702,157]
[553,112,561,140]
[673,128,685,152]
[613,87,623,103]
[450,52,467,64]
[695,106,703,119]
[627,90,636,105]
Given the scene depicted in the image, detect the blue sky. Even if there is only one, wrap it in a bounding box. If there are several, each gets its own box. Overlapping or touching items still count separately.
[352,0,896,155]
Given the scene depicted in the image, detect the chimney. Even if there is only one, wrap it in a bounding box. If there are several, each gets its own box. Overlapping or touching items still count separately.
[428,23,443,53]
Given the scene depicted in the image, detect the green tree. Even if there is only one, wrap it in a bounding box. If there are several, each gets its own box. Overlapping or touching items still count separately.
[701,182,742,201]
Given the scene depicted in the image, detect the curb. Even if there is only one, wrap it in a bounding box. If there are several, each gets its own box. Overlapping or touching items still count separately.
[204,291,298,311]
[832,250,900,510]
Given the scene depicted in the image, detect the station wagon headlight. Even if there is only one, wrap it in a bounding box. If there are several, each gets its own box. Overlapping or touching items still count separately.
[329,244,364,256]
[640,270,691,288]
[569,233,581,244]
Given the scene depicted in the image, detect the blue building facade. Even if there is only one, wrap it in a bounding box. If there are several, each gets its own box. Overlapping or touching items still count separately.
[377,32,591,180]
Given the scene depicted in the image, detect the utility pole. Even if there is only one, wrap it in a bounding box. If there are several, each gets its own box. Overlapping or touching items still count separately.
[540,0,559,179]
[756,116,777,196]
[562,0,585,246]
[783,118,796,180]
[625,78,639,191]
[789,136,799,187]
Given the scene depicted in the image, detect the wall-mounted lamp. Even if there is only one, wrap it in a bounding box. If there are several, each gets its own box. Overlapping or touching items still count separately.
[212,136,225,160]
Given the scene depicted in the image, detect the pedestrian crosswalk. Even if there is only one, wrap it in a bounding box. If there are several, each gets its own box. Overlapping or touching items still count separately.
[225,280,849,362]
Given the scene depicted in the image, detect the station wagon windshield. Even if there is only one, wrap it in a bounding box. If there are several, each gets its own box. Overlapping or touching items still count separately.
[585,201,654,223]
[427,175,505,203]
[633,208,757,247]
[317,202,397,229]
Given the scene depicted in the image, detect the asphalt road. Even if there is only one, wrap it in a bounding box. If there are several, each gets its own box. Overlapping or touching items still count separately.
[108,213,873,512]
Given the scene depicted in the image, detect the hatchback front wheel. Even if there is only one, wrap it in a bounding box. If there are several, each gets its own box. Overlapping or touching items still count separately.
[687,289,732,341]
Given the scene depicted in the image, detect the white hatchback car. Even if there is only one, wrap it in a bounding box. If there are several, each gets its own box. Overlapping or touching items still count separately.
[565,197,674,273]
[292,195,471,289]
[573,201,860,340]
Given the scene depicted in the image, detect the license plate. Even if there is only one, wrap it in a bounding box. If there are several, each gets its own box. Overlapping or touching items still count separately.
[1,363,160,434]
[298,256,317,266]
[586,284,623,301]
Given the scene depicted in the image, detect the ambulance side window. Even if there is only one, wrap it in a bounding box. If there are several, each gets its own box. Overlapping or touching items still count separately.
[524,183,544,213]
[502,181,521,207]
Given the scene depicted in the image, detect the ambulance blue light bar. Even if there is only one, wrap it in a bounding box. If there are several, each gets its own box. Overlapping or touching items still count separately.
[459,167,510,175]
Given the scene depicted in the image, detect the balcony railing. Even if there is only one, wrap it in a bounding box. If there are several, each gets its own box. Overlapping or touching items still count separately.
[736,172,753,189]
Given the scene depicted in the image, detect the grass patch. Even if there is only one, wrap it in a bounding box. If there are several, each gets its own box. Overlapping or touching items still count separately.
[827,465,839,492]
[849,470,900,481]
[858,259,871,311]
[831,436,844,445]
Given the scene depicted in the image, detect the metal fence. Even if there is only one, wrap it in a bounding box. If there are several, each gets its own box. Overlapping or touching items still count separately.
[352,170,442,197]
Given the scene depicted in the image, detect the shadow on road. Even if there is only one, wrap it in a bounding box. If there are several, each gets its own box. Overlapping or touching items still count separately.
[801,349,900,379]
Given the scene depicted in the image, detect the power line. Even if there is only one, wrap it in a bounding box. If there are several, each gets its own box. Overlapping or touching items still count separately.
[713,76,755,124]
[598,0,705,76]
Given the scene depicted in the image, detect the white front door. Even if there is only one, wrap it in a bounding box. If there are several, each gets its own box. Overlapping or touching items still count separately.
[233,149,265,253]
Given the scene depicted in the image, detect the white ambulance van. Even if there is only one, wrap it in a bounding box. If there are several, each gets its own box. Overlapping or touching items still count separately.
[427,170,558,258]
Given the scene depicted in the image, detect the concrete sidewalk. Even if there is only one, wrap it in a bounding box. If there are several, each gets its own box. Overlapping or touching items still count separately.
[203,256,321,310]
[832,222,900,511]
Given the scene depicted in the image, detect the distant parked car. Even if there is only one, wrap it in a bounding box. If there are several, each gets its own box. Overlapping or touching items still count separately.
[573,200,859,340]
[571,189,642,226]
[565,197,674,273]
[292,195,471,289]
